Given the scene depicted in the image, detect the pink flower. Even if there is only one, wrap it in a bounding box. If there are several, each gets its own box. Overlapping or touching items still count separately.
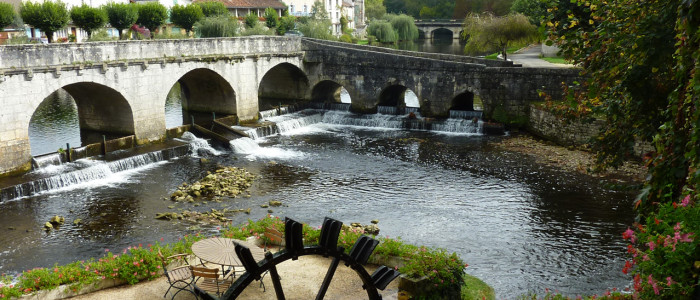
[623,228,636,243]
[133,272,137,276]
[648,275,660,295]
[666,276,674,286]
[681,195,690,207]
[105,248,109,252]
[674,222,682,231]
[647,240,656,251]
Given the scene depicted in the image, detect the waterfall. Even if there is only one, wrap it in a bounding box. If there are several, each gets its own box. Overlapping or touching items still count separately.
[0,145,191,202]
[229,137,261,154]
[229,137,304,160]
[449,110,483,119]
[259,109,278,120]
[31,153,64,169]
[274,114,324,135]
[177,132,221,156]
[377,106,399,115]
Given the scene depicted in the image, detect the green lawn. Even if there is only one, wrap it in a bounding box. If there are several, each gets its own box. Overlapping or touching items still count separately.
[541,56,572,64]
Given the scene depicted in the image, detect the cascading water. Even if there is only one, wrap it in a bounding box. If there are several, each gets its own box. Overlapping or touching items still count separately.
[229,137,304,160]
[377,106,399,115]
[449,110,483,119]
[31,153,63,169]
[259,109,278,120]
[0,133,218,202]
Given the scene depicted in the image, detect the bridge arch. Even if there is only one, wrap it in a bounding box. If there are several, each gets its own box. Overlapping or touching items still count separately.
[258,62,309,111]
[172,68,237,125]
[29,82,135,155]
[311,80,352,104]
[377,84,421,114]
[431,28,455,40]
[450,87,484,112]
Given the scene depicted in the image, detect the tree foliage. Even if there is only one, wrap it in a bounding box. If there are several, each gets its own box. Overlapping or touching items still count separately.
[244,12,258,29]
[170,4,204,35]
[263,7,279,29]
[510,0,546,26]
[136,1,167,38]
[195,1,228,17]
[462,13,537,60]
[367,19,396,43]
[388,13,418,41]
[20,0,70,43]
[103,2,138,40]
[365,0,386,20]
[277,14,296,35]
[70,4,107,38]
[194,15,238,37]
[298,19,333,40]
[310,0,328,20]
[0,2,16,30]
[543,0,700,296]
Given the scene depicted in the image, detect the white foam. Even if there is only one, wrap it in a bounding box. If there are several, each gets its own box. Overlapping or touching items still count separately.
[229,137,305,161]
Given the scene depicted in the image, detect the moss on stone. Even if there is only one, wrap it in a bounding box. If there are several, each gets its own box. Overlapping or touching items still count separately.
[461,273,495,300]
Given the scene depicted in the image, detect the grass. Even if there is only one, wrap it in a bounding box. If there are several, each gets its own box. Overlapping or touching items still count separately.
[461,273,495,300]
[357,39,369,45]
[484,44,527,60]
[540,56,572,64]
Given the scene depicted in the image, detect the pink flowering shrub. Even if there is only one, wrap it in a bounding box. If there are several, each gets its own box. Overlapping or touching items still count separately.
[622,194,699,297]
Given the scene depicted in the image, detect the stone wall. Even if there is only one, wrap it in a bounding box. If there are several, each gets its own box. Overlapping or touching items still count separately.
[527,105,604,146]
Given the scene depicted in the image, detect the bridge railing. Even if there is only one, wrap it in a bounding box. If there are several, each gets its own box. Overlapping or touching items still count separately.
[301,37,517,68]
[415,19,463,24]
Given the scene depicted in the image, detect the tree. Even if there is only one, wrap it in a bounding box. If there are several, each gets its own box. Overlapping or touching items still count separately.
[70,4,107,38]
[263,7,279,29]
[310,0,328,20]
[367,19,396,43]
[462,13,537,60]
[103,2,138,40]
[365,0,386,20]
[277,14,296,35]
[298,19,333,39]
[20,0,69,43]
[194,15,238,37]
[542,0,700,297]
[0,2,16,30]
[510,0,546,26]
[244,12,258,29]
[170,4,204,36]
[195,1,228,17]
[136,1,167,38]
[389,13,418,41]
[457,0,514,16]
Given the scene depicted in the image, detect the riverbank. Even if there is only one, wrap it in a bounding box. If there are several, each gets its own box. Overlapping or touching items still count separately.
[495,133,645,184]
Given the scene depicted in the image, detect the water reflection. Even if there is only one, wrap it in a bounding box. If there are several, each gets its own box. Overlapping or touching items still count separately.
[388,38,467,56]
[29,90,81,156]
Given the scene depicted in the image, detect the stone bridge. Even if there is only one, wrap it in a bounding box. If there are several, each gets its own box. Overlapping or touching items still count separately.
[0,36,581,176]
[414,19,464,40]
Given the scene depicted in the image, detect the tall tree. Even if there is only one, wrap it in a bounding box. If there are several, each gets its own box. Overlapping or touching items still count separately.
[195,1,229,17]
[170,4,204,36]
[389,14,418,41]
[0,2,16,30]
[310,0,328,20]
[103,2,138,40]
[365,0,386,20]
[462,13,538,60]
[276,14,296,35]
[136,1,167,38]
[70,4,108,38]
[543,0,700,297]
[20,0,69,43]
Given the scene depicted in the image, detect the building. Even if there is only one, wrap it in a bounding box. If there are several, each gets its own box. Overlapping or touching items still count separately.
[195,0,286,17]
[287,0,313,17]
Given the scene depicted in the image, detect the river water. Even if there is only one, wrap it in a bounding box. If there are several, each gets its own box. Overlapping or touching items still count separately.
[2,98,634,298]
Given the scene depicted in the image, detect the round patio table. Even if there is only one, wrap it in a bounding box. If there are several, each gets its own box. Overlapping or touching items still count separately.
[191,237,265,267]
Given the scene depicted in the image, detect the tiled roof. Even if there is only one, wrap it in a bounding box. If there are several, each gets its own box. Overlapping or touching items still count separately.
[195,0,286,9]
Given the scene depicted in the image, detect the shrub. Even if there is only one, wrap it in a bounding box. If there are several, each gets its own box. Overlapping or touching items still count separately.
[194,15,238,38]
[244,12,258,29]
[195,1,228,17]
[103,2,138,40]
[153,30,188,40]
[339,33,352,43]
[4,35,34,45]
[86,29,117,42]
[70,4,107,38]
[0,2,16,30]
[240,23,275,36]
[367,20,396,43]
[169,4,203,36]
[20,0,70,43]
[298,19,334,40]
[277,15,296,35]
[263,7,278,29]
[135,1,167,38]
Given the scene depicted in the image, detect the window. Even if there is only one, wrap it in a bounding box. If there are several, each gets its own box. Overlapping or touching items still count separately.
[303,5,307,12]
[290,4,294,12]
